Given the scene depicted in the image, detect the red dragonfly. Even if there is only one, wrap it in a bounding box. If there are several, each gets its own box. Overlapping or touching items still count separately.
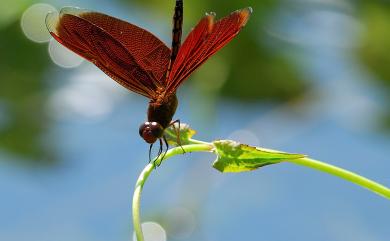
[46,0,252,161]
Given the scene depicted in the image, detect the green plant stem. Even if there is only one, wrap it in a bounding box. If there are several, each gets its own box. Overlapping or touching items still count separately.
[287,157,390,199]
[132,139,390,241]
[132,143,213,241]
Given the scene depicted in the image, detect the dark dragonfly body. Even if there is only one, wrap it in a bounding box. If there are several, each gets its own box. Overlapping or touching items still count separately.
[138,0,183,160]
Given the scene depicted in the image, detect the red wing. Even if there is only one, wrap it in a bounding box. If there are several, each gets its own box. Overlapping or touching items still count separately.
[166,7,252,93]
[69,8,171,84]
[46,7,171,98]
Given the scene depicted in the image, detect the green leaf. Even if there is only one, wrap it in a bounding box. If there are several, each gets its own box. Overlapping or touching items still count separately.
[212,140,305,173]
[164,123,196,146]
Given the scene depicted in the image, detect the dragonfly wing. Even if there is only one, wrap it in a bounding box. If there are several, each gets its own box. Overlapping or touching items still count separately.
[166,7,252,93]
[61,7,171,84]
[46,7,171,98]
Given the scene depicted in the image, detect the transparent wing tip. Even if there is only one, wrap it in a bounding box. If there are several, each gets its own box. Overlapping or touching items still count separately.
[206,11,216,17]
[45,6,87,35]
[246,7,253,15]
[237,7,253,26]
[45,10,59,34]
[60,6,84,16]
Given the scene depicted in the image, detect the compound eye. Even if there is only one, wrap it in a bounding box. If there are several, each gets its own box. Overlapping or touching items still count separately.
[142,130,157,144]
[139,122,150,137]
[150,122,164,137]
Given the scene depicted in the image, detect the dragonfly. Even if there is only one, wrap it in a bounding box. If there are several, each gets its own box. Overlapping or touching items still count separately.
[46,0,252,162]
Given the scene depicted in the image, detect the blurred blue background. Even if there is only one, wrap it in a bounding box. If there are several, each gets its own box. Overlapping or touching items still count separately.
[0,0,389,241]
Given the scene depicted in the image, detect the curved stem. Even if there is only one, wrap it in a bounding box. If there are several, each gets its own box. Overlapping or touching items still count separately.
[132,163,152,241]
[132,139,390,241]
[287,157,390,199]
[132,143,213,241]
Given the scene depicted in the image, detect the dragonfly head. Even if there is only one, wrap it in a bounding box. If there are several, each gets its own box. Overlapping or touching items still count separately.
[139,122,164,144]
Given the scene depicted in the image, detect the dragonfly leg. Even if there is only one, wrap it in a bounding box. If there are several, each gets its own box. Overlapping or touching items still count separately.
[148,143,154,163]
[170,119,186,154]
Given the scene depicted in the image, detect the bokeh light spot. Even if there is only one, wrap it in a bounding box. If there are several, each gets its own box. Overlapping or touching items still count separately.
[21,3,56,43]
[133,222,166,241]
[48,38,84,68]
[165,207,196,239]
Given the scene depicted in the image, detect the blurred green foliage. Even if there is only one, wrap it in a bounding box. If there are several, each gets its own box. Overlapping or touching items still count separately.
[0,20,53,165]
[357,2,390,129]
[0,0,32,29]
